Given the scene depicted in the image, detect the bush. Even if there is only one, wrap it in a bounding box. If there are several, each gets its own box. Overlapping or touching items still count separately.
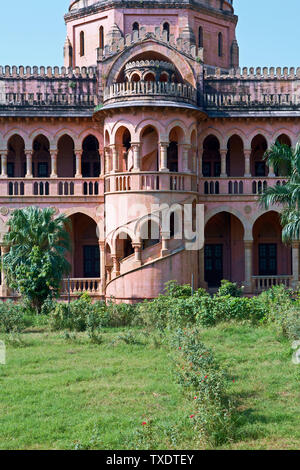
[0,301,28,333]
[196,295,266,327]
[49,295,94,332]
[171,328,237,447]
[105,301,136,327]
[217,280,243,298]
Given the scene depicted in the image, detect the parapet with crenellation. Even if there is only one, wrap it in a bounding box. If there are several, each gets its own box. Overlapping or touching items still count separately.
[0,66,98,115]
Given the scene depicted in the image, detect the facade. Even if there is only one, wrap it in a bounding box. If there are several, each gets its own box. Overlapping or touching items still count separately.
[0,0,299,301]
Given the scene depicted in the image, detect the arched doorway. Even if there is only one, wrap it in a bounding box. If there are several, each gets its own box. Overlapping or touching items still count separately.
[32,135,51,178]
[82,135,100,178]
[204,212,245,287]
[7,135,26,177]
[140,126,159,171]
[57,135,75,177]
[251,135,268,177]
[68,213,100,278]
[227,135,244,176]
[116,233,134,261]
[202,135,221,177]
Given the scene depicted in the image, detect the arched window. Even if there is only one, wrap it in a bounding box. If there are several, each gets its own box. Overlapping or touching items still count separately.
[132,22,139,33]
[99,26,104,49]
[198,26,203,48]
[80,31,85,57]
[218,32,223,57]
[163,22,170,41]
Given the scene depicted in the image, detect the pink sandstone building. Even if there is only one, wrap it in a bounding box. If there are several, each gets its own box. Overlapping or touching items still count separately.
[0,0,299,301]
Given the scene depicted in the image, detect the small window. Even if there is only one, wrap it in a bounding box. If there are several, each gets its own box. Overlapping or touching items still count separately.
[80,31,85,57]
[218,32,223,57]
[99,26,104,49]
[132,22,139,33]
[198,26,203,48]
[163,22,170,41]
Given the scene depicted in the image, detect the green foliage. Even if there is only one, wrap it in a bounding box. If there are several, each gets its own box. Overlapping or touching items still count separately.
[260,141,300,242]
[171,328,236,447]
[217,280,243,298]
[164,280,193,298]
[0,301,28,333]
[105,301,136,327]
[257,285,300,340]
[2,207,71,313]
[195,295,266,327]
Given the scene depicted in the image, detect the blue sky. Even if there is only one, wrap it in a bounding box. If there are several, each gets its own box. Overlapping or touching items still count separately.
[0,0,299,67]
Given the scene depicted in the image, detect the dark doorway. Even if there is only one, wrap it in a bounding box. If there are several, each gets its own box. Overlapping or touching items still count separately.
[259,244,277,276]
[83,245,100,278]
[205,244,223,287]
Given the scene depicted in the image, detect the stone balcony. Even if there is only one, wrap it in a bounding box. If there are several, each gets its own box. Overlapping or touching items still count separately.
[105,171,198,193]
[101,81,198,110]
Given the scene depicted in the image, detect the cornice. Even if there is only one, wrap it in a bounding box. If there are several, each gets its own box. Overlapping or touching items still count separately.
[65,1,237,25]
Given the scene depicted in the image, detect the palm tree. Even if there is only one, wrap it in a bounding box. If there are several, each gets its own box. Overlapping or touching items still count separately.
[260,141,300,242]
[2,207,71,312]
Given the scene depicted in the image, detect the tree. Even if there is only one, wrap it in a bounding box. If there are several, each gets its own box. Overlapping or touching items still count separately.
[260,141,300,242]
[2,207,71,312]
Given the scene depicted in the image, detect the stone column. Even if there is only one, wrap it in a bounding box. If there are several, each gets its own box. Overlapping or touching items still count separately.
[25,151,33,178]
[132,242,142,267]
[0,151,8,178]
[159,143,169,172]
[244,240,253,294]
[192,147,197,174]
[291,241,300,290]
[244,149,251,177]
[182,144,191,173]
[131,143,141,172]
[75,151,82,178]
[161,231,170,256]
[50,151,58,178]
[110,145,118,173]
[268,163,275,178]
[104,148,110,174]
[99,241,106,294]
[112,255,120,277]
[1,245,9,297]
[198,151,203,177]
[220,149,227,177]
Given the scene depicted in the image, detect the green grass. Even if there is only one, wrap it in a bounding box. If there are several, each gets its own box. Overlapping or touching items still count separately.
[0,323,299,450]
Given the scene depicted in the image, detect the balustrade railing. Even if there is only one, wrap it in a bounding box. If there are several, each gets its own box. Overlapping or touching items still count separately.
[105,172,197,193]
[200,177,288,195]
[1,93,98,107]
[61,278,101,296]
[104,81,197,105]
[205,92,300,108]
[252,275,292,293]
[1,178,104,197]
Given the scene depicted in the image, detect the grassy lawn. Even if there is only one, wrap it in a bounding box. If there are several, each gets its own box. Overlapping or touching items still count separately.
[0,323,299,450]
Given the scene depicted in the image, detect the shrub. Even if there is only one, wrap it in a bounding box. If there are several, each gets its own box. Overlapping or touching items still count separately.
[171,328,237,447]
[105,301,136,327]
[217,280,243,298]
[0,301,27,333]
[196,295,266,327]
[49,295,94,332]
[164,281,193,298]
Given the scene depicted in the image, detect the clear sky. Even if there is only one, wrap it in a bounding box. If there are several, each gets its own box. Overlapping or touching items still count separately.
[0,0,299,67]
